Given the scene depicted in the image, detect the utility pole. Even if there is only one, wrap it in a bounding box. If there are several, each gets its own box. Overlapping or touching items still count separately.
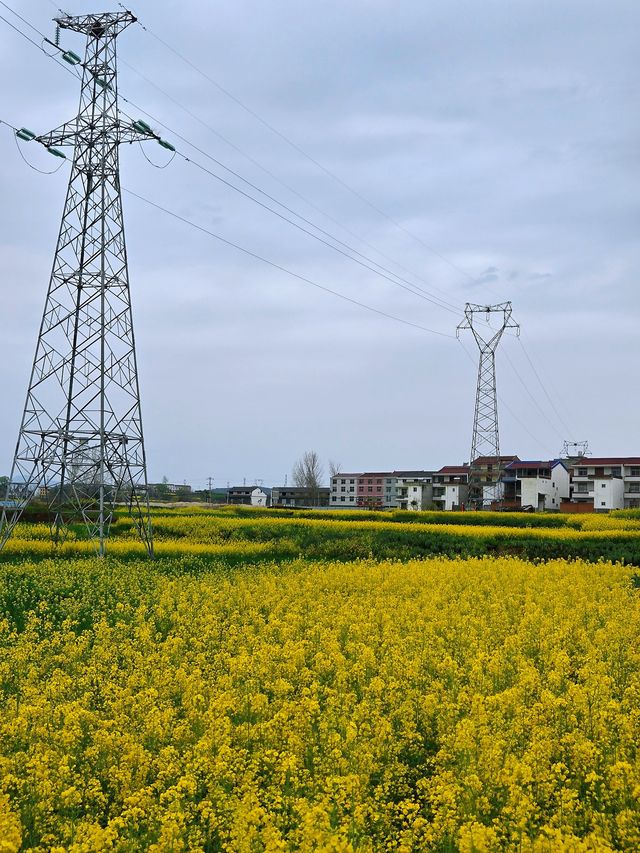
[207,476,213,504]
[457,302,519,509]
[0,11,159,556]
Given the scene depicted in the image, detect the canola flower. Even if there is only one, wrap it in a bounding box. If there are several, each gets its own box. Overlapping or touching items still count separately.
[1,554,640,850]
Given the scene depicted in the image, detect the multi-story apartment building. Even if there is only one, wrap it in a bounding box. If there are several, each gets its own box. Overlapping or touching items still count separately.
[331,470,434,509]
[502,460,570,511]
[568,457,640,510]
[432,465,470,511]
[330,474,358,507]
[356,473,389,508]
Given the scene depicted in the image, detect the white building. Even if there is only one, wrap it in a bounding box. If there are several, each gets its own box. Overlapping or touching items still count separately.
[400,480,433,511]
[431,466,469,511]
[569,458,640,510]
[330,474,358,507]
[502,460,570,511]
[227,486,269,506]
[395,471,433,510]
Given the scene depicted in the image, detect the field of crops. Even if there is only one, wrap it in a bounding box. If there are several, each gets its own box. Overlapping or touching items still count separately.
[1,507,640,850]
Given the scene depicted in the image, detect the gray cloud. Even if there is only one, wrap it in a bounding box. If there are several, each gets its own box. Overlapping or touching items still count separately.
[0,0,638,486]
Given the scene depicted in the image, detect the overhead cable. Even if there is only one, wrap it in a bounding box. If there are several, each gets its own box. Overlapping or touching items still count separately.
[124,187,456,339]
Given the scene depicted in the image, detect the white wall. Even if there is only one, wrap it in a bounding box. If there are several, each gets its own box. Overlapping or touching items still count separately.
[593,478,624,511]
[517,466,570,511]
[444,484,459,512]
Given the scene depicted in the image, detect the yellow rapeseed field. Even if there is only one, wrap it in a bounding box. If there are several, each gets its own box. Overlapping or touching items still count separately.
[1,551,640,851]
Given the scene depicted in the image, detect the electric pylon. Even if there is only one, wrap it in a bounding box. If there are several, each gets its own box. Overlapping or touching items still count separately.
[561,440,590,461]
[457,302,519,508]
[0,11,154,556]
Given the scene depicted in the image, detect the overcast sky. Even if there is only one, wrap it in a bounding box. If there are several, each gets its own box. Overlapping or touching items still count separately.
[0,0,638,487]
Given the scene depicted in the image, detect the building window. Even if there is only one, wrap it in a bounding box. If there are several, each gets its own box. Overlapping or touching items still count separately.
[612,467,621,477]
[630,468,640,477]
[368,487,373,492]
[349,487,354,492]
[349,496,354,502]
[601,501,606,506]
[601,484,606,489]
[577,468,587,476]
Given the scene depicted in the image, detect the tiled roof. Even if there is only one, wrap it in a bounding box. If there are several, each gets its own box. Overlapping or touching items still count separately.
[506,460,566,471]
[575,457,640,466]
[472,455,519,465]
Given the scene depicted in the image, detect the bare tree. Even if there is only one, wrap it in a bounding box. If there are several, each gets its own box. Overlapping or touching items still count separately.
[328,459,341,479]
[292,450,324,505]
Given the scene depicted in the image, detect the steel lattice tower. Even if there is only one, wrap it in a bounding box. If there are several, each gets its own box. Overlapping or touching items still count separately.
[457,302,519,508]
[0,11,153,556]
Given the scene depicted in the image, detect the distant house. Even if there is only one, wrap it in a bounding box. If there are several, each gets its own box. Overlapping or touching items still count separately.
[331,470,434,509]
[271,486,330,508]
[469,454,519,507]
[400,479,434,511]
[502,460,570,511]
[329,474,359,508]
[227,486,269,507]
[394,471,433,510]
[567,457,640,511]
[432,465,470,511]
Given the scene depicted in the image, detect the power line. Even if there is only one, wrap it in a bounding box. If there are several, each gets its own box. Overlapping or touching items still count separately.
[1,3,570,442]
[501,346,565,442]
[0,4,463,316]
[128,6,480,284]
[115,48,468,311]
[171,149,460,314]
[123,187,455,339]
[0,3,81,79]
[517,335,574,437]
[457,338,555,456]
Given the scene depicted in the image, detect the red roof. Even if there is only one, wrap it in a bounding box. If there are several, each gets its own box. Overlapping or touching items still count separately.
[575,457,640,466]
[472,455,519,465]
[437,465,470,474]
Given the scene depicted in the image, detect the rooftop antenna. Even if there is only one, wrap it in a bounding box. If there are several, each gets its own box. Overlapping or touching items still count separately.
[0,11,169,557]
[457,302,519,508]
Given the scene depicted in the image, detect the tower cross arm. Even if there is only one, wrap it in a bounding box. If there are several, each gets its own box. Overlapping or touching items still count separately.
[37,119,165,148]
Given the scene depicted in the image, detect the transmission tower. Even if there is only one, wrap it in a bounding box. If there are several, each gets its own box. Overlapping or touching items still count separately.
[561,440,590,461]
[0,11,155,556]
[457,302,519,508]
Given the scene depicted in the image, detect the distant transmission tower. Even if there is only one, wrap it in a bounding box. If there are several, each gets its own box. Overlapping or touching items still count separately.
[0,12,156,556]
[561,440,590,460]
[457,302,519,508]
